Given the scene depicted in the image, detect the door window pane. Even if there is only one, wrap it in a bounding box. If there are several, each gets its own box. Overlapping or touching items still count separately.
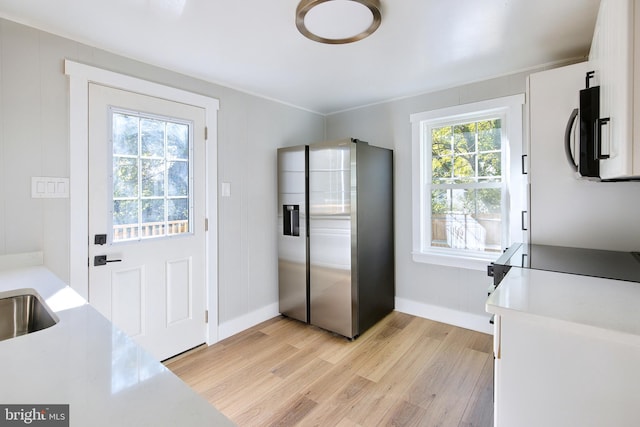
[111,109,193,242]
[142,199,165,223]
[113,157,138,198]
[141,118,165,157]
[167,122,189,159]
[168,161,189,197]
[113,200,139,241]
[113,113,139,156]
[141,159,165,197]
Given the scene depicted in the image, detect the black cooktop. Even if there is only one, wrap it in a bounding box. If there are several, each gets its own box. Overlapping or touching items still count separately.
[493,243,640,283]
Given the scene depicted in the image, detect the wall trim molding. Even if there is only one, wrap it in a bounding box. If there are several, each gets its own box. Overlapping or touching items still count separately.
[395,297,493,335]
[218,303,280,341]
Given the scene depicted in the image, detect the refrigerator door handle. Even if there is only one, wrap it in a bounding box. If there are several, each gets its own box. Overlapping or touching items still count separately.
[565,108,579,171]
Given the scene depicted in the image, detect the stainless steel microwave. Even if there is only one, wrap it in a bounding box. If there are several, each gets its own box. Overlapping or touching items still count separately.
[564,71,609,179]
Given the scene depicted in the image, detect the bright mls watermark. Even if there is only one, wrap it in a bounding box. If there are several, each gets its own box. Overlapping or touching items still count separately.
[0,405,69,426]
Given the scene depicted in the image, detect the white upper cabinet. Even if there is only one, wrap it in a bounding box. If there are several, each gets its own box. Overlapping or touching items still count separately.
[590,0,640,179]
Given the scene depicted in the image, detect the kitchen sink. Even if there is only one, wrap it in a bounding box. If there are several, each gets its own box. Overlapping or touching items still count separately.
[0,289,59,342]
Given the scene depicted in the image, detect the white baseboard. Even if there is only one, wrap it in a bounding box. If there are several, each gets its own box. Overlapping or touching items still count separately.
[395,297,493,335]
[215,298,493,343]
[217,302,280,341]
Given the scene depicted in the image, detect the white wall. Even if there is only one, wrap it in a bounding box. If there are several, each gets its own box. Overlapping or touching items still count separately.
[0,20,71,280]
[325,73,536,332]
[0,18,325,328]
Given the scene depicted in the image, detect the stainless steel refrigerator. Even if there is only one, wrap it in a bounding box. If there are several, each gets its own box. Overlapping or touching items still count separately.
[277,138,394,339]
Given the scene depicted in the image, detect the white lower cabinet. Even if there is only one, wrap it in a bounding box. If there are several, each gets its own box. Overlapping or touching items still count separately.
[493,314,640,427]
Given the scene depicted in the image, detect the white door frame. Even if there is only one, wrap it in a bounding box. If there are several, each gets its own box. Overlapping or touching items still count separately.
[65,60,220,345]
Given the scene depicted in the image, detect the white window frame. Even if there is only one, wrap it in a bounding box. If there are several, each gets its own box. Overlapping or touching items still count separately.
[410,94,525,270]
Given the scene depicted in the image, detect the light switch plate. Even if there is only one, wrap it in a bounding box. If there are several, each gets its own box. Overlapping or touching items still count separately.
[221,182,231,197]
[32,177,69,198]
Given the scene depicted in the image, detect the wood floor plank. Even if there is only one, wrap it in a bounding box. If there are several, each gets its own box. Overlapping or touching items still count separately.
[168,330,277,391]
[233,357,332,426]
[348,329,446,425]
[259,316,325,350]
[201,342,297,403]
[213,371,283,414]
[300,375,375,426]
[378,400,429,427]
[459,356,495,427]
[422,318,456,341]
[355,316,430,382]
[265,395,318,427]
[404,327,483,406]
[300,363,358,405]
[313,313,398,365]
[385,311,415,330]
[271,337,326,379]
[334,419,363,427]
[415,350,490,425]
[300,322,402,404]
[165,311,494,427]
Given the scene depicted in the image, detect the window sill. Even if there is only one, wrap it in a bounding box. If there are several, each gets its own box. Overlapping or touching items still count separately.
[412,250,498,271]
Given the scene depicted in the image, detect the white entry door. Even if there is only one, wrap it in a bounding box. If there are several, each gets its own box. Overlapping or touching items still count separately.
[88,83,207,361]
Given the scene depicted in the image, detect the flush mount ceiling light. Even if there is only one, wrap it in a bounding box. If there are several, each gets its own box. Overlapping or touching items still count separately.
[296,0,382,44]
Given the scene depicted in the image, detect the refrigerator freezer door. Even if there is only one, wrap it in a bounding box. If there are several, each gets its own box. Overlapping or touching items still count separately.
[278,146,308,323]
[308,139,356,338]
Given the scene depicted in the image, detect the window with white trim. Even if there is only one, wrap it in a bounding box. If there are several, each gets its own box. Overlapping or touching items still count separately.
[410,95,525,269]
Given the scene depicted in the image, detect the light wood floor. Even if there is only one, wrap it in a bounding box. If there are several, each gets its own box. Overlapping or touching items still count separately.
[165,311,494,427]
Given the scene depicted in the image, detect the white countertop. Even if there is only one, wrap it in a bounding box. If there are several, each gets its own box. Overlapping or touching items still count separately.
[0,266,234,426]
[486,267,640,344]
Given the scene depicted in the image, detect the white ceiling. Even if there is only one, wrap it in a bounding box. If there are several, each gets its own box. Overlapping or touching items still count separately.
[0,0,601,114]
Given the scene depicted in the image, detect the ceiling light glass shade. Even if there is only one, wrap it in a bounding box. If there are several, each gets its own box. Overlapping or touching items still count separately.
[296,0,382,44]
